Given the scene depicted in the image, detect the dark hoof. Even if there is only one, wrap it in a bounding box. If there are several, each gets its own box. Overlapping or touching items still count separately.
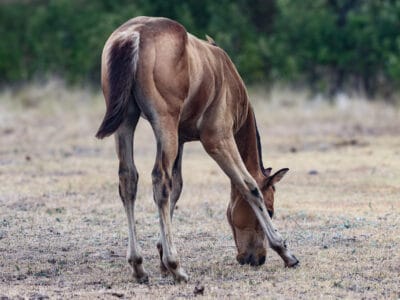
[285,255,300,268]
[160,262,169,276]
[173,271,189,283]
[136,274,149,284]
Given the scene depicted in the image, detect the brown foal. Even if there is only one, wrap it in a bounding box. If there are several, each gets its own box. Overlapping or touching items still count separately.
[96,16,299,283]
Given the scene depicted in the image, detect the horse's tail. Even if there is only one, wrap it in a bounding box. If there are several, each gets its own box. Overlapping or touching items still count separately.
[95,32,140,139]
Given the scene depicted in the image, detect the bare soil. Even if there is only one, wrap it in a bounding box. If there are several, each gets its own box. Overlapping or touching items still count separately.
[0,84,399,299]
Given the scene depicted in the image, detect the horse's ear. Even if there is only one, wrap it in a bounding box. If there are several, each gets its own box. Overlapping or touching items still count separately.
[270,168,289,185]
[263,167,272,177]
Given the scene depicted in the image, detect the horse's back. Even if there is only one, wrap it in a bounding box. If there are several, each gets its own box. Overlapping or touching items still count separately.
[101,16,248,141]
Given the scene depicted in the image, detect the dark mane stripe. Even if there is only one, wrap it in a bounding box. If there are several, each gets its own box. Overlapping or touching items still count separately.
[253,111,267,176]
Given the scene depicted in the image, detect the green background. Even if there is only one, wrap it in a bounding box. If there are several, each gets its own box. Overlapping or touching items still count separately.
[1,0,400,97]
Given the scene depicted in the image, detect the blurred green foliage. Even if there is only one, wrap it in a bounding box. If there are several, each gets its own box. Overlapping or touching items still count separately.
[1,0,399,96]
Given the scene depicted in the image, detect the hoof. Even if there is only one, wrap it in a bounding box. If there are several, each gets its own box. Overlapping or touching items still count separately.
[156,242,169,276]
[159,262,169,277]
[173,270,189,283]
[129,259,149,284]
[285,255,300,268]
[136,273,149,284]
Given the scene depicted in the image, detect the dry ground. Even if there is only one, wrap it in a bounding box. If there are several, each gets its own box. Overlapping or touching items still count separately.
[0,82,399,299]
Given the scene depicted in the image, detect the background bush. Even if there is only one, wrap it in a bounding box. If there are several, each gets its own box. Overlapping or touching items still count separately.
[1,0,399,97]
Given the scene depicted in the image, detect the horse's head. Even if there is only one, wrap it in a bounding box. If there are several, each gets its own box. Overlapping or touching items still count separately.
[227,168,289,266]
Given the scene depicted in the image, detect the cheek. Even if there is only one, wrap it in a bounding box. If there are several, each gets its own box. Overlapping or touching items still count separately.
[231,200,256,229]
[263,191,274,211]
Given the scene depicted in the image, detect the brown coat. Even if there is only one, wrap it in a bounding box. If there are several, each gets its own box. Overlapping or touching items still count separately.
[96,16,298,283]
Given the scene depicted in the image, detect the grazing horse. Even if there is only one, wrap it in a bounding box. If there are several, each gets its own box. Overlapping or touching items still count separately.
[96,16,298,283]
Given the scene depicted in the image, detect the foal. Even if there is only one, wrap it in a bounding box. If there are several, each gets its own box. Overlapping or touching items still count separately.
[96,16,298,283]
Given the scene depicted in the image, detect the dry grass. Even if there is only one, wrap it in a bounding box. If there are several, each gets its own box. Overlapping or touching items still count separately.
[0,81,399,299]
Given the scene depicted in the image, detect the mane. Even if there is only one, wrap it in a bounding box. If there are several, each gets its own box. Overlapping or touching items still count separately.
[253,111,267,176]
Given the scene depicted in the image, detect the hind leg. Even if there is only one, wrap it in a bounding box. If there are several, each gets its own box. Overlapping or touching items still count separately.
[115,102,148,283]
[151,119,188,282]
[156,143,184,275]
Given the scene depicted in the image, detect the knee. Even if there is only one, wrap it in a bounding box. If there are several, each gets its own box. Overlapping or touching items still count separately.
[244,179,259,196]
[201,135,223,156]
[203,142,221,157]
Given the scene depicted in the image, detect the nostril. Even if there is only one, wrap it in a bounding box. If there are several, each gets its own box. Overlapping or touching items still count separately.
[258,255,266,265]
[268,210,274,218]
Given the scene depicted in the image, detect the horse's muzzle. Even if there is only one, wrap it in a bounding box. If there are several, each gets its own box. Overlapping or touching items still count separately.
[237,253,266,266]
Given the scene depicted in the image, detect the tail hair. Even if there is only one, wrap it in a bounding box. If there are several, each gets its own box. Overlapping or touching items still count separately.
[95,32,140,139]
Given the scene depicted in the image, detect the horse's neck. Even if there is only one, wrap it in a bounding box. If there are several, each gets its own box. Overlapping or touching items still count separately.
[234,107,264,182]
